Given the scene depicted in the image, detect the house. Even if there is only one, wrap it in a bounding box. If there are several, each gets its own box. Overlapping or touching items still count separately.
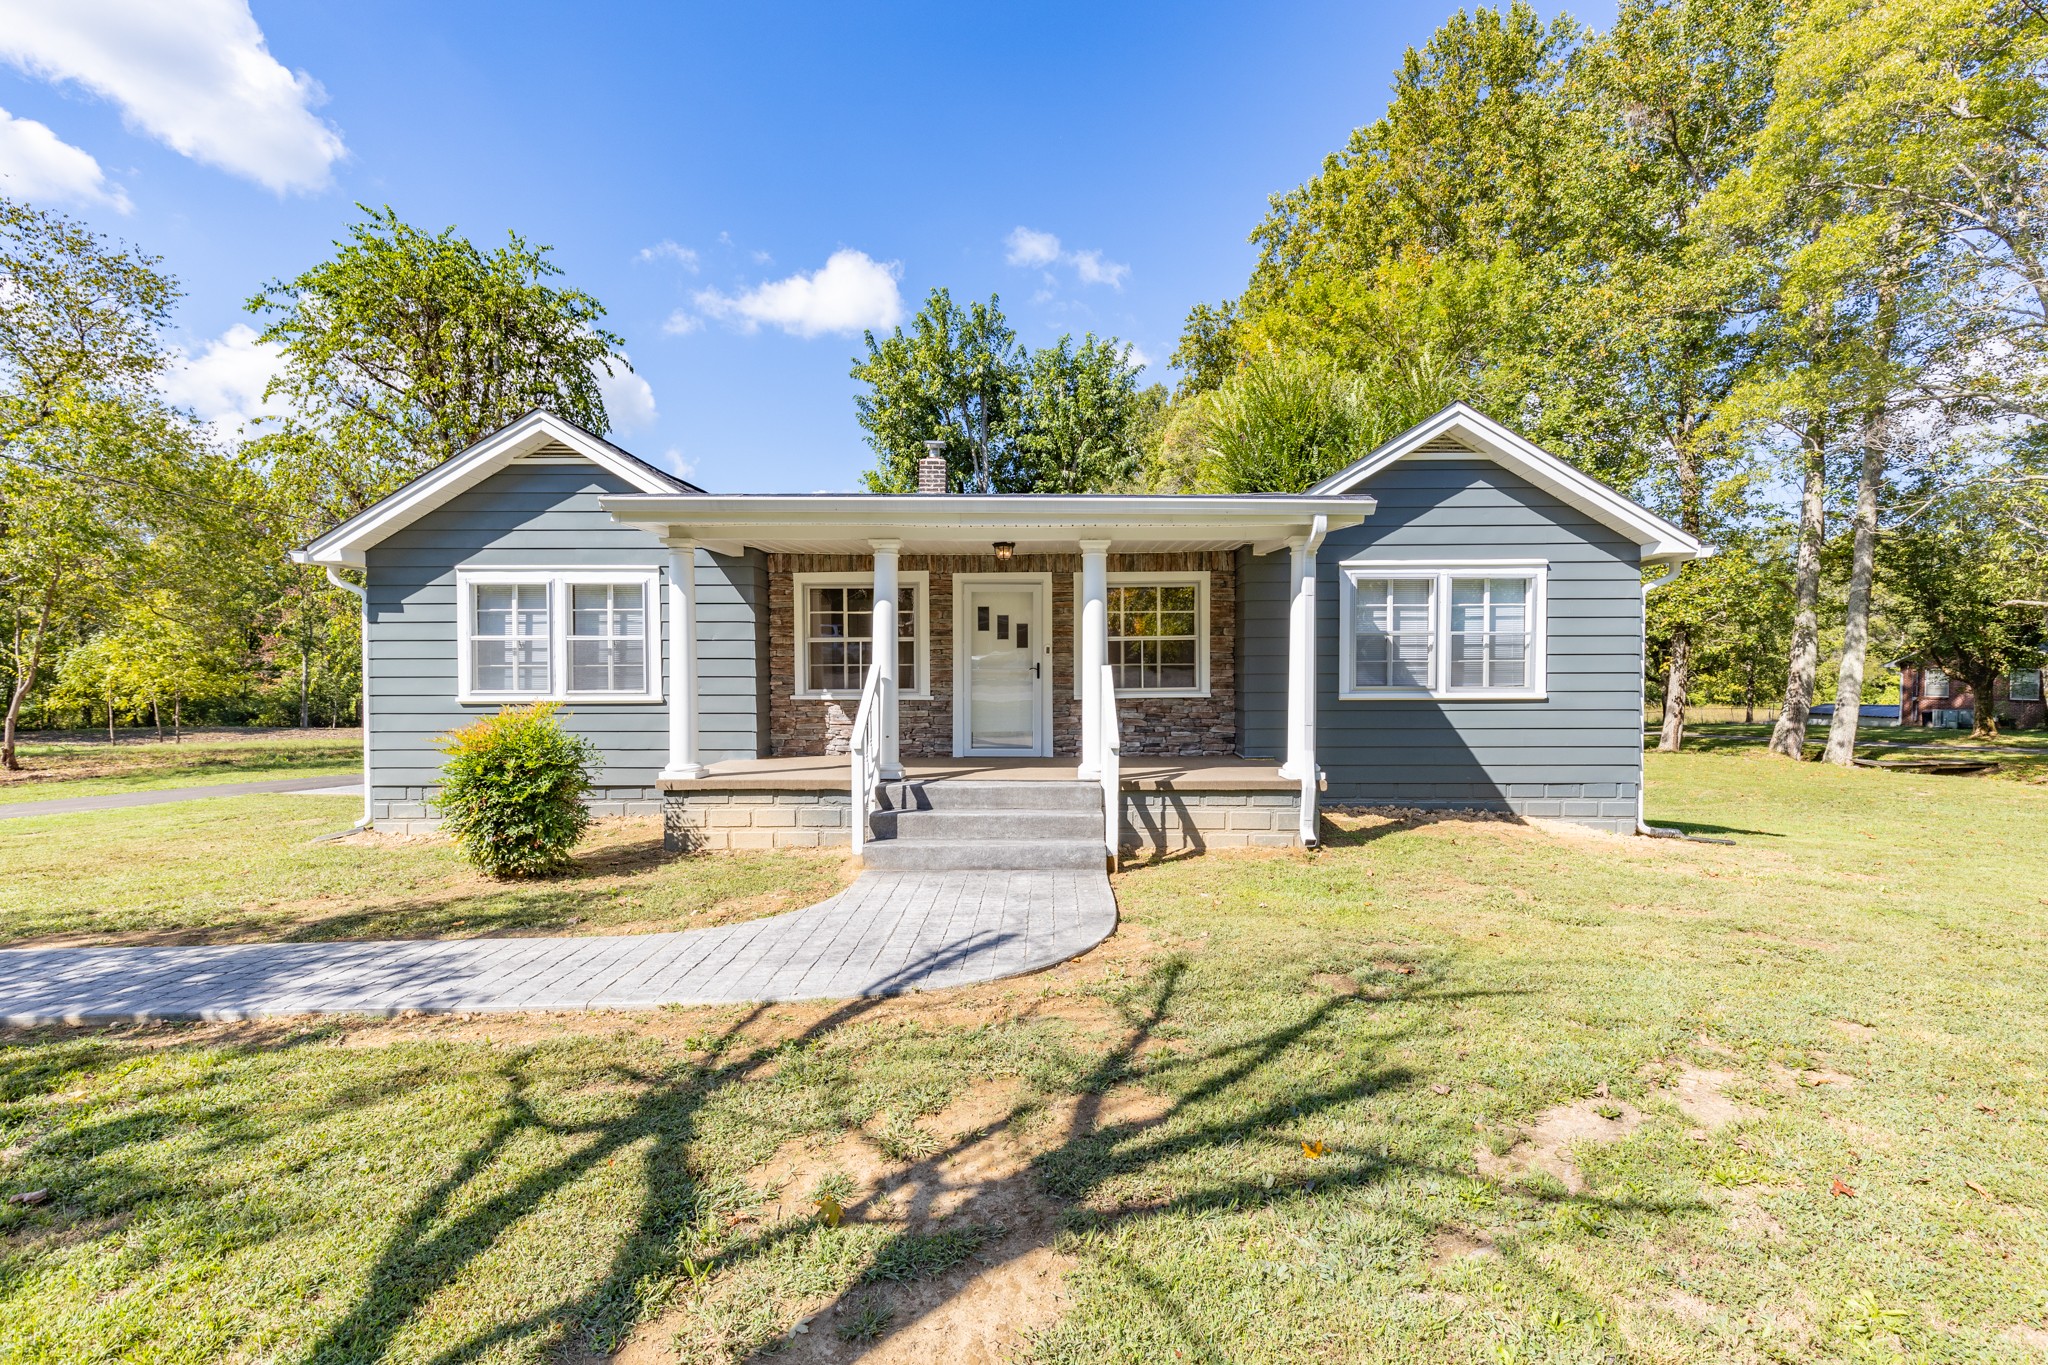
[1894,658,2045,730]
[292,402,1704,867]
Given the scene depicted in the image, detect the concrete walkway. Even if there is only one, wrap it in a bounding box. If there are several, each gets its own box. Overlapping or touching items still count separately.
[0,775,357,821]
[0,869,1118,1025]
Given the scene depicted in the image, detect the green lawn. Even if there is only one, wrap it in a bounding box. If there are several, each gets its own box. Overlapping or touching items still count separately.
[2,750,2046,1362]
[0,730,363,804]
[0,802,845,946]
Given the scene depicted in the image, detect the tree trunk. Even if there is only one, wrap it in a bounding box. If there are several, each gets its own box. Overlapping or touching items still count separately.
[1824,419,1886,765]
[1,572,60,772]
[1965,670,2001,738]
[1769,427,1828,758]
[299,643,311,729]
[1743,654,1757,724]
[106,694,115,742]
[174,695,182,741]
[152,698,163,742]
[1659,628,1693,751]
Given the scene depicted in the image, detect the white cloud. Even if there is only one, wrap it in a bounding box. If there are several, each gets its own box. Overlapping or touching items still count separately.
[661,309,702,336]
[693,249,904,338]
[162,323,288,438]
[1124,342,1153,371]
[1002,225,1128,290]
[1070,250,1130,289]
[595,356,657,432]
[0,105,130,211]
[663,446,697,481]
[1004,226,1062,268]
[636,239,698,270]
[0,0,345,193]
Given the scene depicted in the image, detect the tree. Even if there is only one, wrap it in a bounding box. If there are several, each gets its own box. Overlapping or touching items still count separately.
[1186,348,1456,494]
[1,199,189,769]
[853,289,1024,493]
[1885,480,2045,737]
[1014,336,1151,492]
[248,204,628,514]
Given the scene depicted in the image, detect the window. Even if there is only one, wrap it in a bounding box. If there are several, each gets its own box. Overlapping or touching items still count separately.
[1923,667,1951,699]
[1339,561,1546,699]
[2010,669,2042,702]
[457,569,661,703]
[570,583,646,693]
[793,571,929,698]
[1069,572,1211,697]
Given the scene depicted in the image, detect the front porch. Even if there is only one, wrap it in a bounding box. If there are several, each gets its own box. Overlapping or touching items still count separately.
[660,756,1305,860]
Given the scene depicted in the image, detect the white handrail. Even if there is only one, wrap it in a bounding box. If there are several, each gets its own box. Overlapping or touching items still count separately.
[848,664,887,857]
[1099,663,1121,869]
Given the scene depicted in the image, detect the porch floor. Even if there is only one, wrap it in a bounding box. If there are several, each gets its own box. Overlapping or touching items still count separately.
[668,755,1294,792]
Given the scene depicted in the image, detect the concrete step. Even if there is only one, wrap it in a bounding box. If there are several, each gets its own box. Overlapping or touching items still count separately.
[870,808,1103,842]
[879,779,1100,813]
[858,836,1108,872]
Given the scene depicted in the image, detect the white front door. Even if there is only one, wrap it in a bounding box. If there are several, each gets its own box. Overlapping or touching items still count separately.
[960,580,1050,756]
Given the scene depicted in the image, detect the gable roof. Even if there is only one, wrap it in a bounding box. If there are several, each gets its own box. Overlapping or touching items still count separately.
[1307,402,1706,561]
[293,409,704,568]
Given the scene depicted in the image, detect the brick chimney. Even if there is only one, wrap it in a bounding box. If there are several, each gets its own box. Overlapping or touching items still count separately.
[916,439,948,494]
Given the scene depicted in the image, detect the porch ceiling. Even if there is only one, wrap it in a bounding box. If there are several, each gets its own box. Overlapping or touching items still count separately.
[598,493,1372,556]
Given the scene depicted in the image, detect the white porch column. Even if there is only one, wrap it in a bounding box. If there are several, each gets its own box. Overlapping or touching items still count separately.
[870,539,903,780]
[1077,539,1110,780]
[1280,536,1310,780]
[660,543,705,781]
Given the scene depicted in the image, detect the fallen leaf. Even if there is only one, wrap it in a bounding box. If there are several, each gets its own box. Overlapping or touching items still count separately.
[814,1194,844,1227]
[1431,1084,1453,1096]
[6,1189,50,1207]
[1302,1140,1327,1159]
[1831,1179,1857,1198]
[1965,1180,1992,1199]
[1974,1101,1999,1114]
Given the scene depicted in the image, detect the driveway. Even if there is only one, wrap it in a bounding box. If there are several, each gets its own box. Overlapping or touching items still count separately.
[0,776,358,821]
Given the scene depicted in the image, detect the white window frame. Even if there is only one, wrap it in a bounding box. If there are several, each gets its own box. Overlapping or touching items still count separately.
[1067,571,1212,699]
[2009,668,2041,703]
[455,567,663,705]
[1923,666,1951,699]
[792,570,931,701]
[1337,559,1548,701]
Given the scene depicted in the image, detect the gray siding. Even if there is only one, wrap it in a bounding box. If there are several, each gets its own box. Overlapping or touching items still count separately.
[1236,545,1290,759]
[364,461,761,826]
[698,549,768,763]
[1239,457,1644,831]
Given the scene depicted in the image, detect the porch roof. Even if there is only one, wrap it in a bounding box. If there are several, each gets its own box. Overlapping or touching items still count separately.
[597,492,1374,556]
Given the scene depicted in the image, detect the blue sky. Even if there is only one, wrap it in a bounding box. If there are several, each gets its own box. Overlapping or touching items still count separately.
[0,0,1607,493]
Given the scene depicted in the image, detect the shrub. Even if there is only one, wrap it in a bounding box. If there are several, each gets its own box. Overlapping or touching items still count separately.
[433,702,598,877]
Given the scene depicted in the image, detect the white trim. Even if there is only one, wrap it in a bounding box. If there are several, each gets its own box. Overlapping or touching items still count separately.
[455,566,664,705]
[1336,558,1550,701]
[790,569,931,701]
[1306,403,1705,561]
[1066,571,1212,699]
[296,411,690,568]
[952,572,1055,758]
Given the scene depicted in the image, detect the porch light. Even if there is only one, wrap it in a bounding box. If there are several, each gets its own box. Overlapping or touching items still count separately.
[992,541,1015,561]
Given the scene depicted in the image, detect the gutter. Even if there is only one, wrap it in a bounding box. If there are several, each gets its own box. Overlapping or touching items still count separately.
[320,564,375,837]
[1638,552,1733,844]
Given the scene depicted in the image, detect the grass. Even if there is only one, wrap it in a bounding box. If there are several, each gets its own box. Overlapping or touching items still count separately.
[1,749,2045,1362]
[0,729,362,804]
[0,804,845,946]
[1666,720,2048,782]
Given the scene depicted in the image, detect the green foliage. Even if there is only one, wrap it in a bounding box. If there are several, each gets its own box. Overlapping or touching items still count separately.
[853,288,1153,493]
[1186,348,1457,493]
[433,702,598,878]
[249,204,628,520]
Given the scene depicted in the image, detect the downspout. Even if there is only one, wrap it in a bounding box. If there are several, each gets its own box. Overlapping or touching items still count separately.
[323,565,375,835]
[1299,515,1329,848]
[1638,553,1731,843]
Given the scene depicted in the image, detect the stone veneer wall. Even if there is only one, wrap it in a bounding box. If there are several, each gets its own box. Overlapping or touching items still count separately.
[765,552,1237,759]
[374,784,662,836]
[662,786,1303,855]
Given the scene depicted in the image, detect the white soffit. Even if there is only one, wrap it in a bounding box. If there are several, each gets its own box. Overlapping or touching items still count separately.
[1307,402,1705,561]
[294,411,690,568]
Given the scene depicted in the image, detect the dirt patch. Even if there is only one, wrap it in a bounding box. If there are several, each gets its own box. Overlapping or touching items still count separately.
[1654,1288,1721,1325]
[1831,1019,1878,1039]
[1668,1066,1762,1130]
[1768,1062,1856,1092]
[1474,1098,1644,1194]
[1723,1187,1787,1240]
[2002,1324,2048,1354]
[1309,972,1361,997]
[610,1077,1174,1364]
[1427,1228,1497,1273]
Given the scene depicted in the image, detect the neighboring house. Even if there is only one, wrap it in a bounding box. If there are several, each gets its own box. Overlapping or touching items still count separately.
[293,403,1704,865]
[1894,658,2046,730]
